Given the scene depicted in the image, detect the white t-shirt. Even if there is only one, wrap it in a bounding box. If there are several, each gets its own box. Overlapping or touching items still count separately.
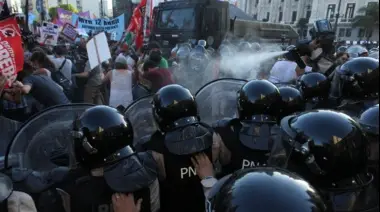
[268,60,297,84]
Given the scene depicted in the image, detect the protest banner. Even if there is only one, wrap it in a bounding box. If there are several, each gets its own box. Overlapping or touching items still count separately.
[72,14,125,41]
[61,23,78,42]
[56,8,90,28]
[86,32,111,70]
[0,17,24,88]
[39,22,59,46]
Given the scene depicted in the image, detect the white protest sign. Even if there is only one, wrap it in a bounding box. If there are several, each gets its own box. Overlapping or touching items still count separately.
[39,22,59,46]
[86,32,111,70]
[61,23,78,42]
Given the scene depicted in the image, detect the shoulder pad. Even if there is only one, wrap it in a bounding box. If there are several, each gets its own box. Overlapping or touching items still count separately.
[212,118,235,129]
[134,134,152,152]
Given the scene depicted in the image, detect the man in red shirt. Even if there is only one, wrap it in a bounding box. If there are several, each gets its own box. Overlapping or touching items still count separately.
[140,60,174,93]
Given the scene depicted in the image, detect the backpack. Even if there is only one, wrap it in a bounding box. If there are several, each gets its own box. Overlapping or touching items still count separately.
[51,59,73,99]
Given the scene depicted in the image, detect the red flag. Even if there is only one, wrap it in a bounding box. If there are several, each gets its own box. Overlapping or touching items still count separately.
[126,0,147,49]
[0,17,24,88]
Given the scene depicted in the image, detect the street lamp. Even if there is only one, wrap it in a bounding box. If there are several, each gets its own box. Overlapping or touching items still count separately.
[333,0,342,36]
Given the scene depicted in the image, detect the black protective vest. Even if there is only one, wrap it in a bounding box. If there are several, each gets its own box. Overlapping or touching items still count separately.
[214,118,278,176]
[145,124,213,212]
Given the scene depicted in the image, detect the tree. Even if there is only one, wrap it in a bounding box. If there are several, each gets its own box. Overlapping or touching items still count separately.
[352,2,379,40]
[48,4,78,20]
[296,18,309,39]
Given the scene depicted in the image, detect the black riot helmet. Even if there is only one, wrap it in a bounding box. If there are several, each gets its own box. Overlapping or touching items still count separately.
[152,84,198,132]
[207,167,328,212]
[269,110,369,188]
[359,104,379,188]
[297,72,331,100]
[347,45,369,58]
[237,80,282,120]
[278,86,305,120]
[335,57,379,100]
[72,105,134,169]
[359,104,379,136]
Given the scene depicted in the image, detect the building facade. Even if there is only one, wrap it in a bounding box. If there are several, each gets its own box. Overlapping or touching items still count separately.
[236,0,379,42]
[112,0,134,26]
[237,0,313,24]
[309,0,378,41]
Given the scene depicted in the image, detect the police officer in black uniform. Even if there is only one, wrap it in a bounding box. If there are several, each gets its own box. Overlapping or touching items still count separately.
[297,72,332,110]
[330,57,379,118]
[213,80,282,176]
[359,104,379,190]
[268,109,379,211]
[206,167,329,212]
[141,84,214,212]
[55,105,159,212]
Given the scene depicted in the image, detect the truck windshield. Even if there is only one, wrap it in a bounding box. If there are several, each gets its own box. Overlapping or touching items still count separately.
[157,8,195,30]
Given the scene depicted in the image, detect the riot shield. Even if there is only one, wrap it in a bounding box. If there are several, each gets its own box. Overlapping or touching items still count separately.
[0,173,12,202]
[195,78,247,126]
[124,95,157,146]
[0,116,21,157]
[5,104,94,171]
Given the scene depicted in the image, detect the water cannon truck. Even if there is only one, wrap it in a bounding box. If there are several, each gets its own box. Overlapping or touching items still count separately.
[150,0,299,56]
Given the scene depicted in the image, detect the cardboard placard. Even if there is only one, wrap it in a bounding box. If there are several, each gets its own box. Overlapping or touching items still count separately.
[39,22,59,46]
[86,32,111,70]
[61,23,78,41]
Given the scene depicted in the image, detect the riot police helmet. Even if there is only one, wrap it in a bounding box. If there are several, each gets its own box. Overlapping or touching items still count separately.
[207,167,328,212]
[193,44,207,54]
[347,45,369,58]
[359,104,379,182]
[278,86,305,119]
[72,105,134,169]
[197,40,207,47]
[152,84,198,132]
[337,45,348,54]
[337,57,379,99]
[359,104,379,136]
[237,80,282,120]
[251,42,261,52]
[297,72,331,100]
[269,110,369,188]
[238,41,252,52]
[177,46,191,61]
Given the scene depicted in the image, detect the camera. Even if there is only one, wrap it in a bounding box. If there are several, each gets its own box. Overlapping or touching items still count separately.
[309,19,335,40]
[309,19,336,55]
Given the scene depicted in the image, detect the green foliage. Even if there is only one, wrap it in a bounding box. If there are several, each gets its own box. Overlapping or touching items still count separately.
[352,2,379,38]
[48,4,78,19]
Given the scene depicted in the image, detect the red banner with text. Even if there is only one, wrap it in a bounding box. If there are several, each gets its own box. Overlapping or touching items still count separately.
[0,17,24,89]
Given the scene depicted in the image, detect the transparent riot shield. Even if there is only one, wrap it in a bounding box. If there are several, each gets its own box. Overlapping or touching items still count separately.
[0,173,12,203]
[4,104,94,171]
[195,78,247,126]
[124,95,157,146]
[0,117,21,157]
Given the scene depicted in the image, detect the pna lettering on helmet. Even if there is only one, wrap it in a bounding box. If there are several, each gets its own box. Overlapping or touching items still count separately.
[241,159,266,169]
[180,166,197,179]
